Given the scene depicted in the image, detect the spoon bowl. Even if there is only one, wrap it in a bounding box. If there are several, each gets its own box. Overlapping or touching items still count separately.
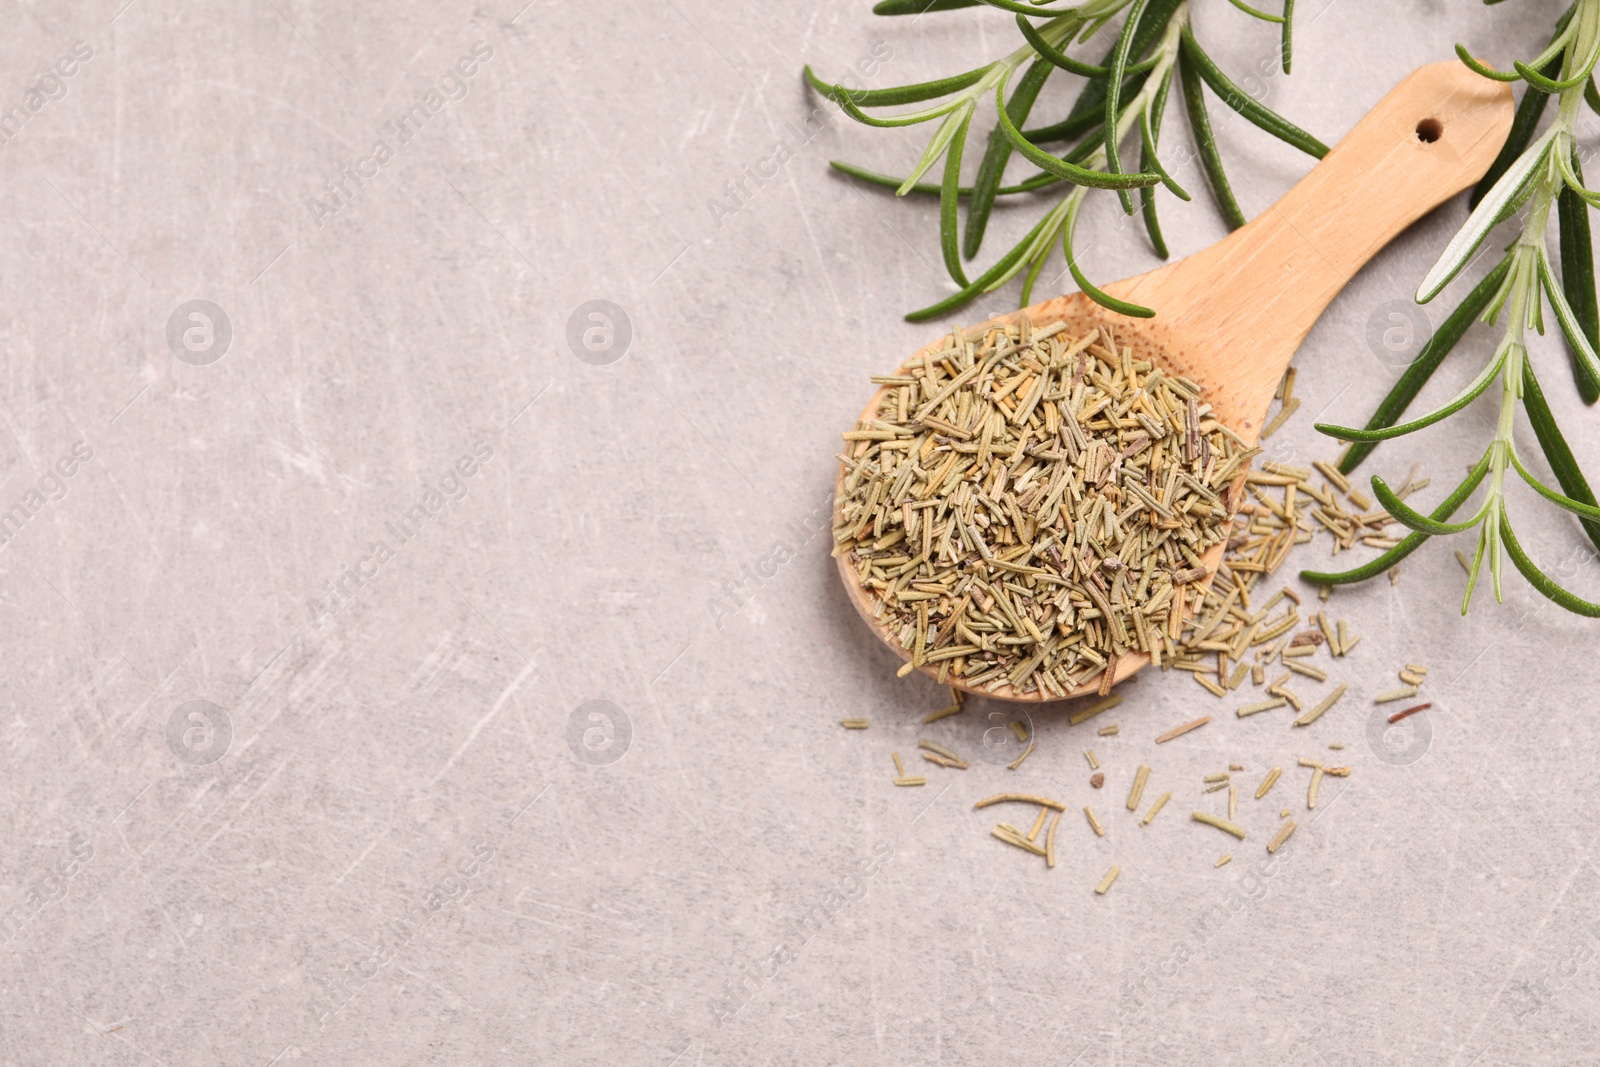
[836,60,1513,702]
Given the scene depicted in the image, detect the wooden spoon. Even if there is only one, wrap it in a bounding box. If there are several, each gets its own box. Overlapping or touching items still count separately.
[835,60,1513,702]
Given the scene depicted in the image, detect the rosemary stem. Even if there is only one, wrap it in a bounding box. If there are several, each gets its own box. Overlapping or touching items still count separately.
[1462,0,1599,609]
[1474,204,1543,607]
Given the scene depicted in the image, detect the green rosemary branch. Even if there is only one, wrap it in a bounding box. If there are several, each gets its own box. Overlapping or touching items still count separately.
[1304,0,1600,615]
[804,0,1322,322]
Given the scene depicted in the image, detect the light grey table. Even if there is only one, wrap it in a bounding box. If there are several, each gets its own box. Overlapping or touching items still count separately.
[1,1,1595,1063]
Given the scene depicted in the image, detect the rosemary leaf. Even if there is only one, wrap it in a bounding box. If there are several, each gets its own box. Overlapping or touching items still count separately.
[936,0,1087,14]
[1500,502,1600,615]
[941,109,976,286]
[1557,147,1600,402]
[1522,357,1600,553]
[1317,339,1511,444]
[906,211,1058,321]
[1417,129,1555,302]
[1138,138,1168,258]
[1538,250,1600,388]
[802,64,989,109]
[829,160,1059,198]
[1556,147,1600,207]
[872,0,981,13]
[1224,0,1284,23]
[1339,258,1511,474]
[966,56,1054,260]
[1140,100,1191,201]
[1105,0,1155,216]
[1065,195,1154,317]
[1455,44,1534,84]
[1462,519,1490,613]
[815,86,969,129]
[1281,0,1296,74]
[1139,66,1178,258]
[1179,46,1245,230]
[1510,449,1600,521]
[1020,110,1107,146]
[1016,13,1125,79]
[1371,475,1486,535]
[1018,226,1053,305]
[1148,48,1174,141]
[1470,55,1558,208]
[1488,502,1505,605]
[1178,27,1328,159]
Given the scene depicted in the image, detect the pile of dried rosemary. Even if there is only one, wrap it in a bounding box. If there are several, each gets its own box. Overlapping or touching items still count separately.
[834,317,1252,698]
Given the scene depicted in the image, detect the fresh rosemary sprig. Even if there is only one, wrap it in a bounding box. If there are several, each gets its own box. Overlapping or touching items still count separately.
[804,0,1324,322]
[1304,0,1600,615]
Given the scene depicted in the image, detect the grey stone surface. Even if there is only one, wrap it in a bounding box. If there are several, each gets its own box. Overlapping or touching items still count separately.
[0,1,1597,1063]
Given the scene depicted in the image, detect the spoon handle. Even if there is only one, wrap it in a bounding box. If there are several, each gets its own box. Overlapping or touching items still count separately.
[1119,60,1514,440]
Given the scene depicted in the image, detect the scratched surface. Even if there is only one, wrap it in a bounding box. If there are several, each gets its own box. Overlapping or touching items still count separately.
[0,1,1596,1064]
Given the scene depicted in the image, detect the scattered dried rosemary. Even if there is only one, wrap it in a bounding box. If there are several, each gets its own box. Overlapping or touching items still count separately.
[838,371,1398,889]
[835,318,1251,697]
